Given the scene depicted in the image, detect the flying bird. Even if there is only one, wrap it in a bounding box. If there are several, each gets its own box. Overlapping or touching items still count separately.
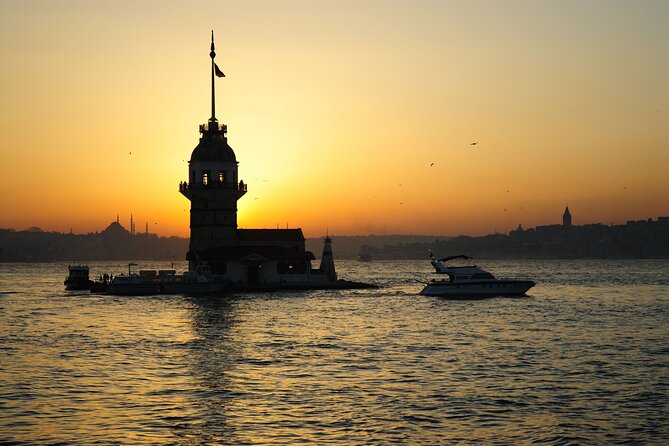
[430,162,434,167]
[470,142,478,146]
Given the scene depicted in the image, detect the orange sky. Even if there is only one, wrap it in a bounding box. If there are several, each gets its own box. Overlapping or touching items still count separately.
[1,1,667,238]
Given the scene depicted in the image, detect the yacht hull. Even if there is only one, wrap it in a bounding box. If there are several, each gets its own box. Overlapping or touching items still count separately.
[420,280,535,297]
[64,279,93,291]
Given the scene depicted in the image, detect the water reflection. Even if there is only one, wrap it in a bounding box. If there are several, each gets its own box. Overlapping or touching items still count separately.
[180,295,240,444]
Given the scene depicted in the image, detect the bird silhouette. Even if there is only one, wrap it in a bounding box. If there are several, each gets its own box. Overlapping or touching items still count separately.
[470,142,478,146]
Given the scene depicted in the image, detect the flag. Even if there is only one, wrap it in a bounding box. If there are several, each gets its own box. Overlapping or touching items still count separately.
[214,63,225,78]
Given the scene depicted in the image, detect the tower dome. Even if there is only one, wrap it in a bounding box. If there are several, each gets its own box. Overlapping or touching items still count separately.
[190,121,236,163]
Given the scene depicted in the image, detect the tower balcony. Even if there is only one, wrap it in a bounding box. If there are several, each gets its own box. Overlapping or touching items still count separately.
[200,122,227,135]
[179,180,247,200]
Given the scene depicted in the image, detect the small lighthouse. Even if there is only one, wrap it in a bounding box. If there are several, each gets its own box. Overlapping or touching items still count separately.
[319,235,337,281]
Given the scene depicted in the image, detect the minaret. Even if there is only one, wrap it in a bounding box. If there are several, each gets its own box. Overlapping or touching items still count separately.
[180,32,246,268]
[319,235,337,282]
[563,206,572,227]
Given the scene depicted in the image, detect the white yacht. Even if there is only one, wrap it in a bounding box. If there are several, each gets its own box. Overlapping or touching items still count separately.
[420,251,535,297]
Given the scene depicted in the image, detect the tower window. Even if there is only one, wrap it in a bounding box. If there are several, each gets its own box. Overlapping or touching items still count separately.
[219,170,226,183]
[202,170,210,186]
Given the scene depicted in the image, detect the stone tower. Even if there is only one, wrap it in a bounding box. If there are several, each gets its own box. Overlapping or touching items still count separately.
[563,206,572,227]
[180,32,246,267]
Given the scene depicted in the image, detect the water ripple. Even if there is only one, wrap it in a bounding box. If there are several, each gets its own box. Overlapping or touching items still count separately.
[0,260,668,444]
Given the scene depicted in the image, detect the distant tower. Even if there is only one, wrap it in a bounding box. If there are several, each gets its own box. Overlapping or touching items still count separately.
[130,214,134,235]
[563,206,572,227]
[319,235,337,281]
[180,32,246,267]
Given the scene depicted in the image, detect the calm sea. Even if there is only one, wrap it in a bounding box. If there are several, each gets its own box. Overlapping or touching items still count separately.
[1,259,667,445]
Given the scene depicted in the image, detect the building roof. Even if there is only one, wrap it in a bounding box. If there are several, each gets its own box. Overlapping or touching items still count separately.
[198,245,315,262]
[237,229,305,242]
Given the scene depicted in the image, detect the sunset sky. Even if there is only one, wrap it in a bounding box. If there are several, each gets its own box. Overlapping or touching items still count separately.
[1,0,667,238]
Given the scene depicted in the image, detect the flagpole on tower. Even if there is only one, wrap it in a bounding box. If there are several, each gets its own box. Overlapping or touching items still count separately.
[210,30,216,122]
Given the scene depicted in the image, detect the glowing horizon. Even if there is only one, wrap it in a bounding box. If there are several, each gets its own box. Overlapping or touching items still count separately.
[1,1,667,239]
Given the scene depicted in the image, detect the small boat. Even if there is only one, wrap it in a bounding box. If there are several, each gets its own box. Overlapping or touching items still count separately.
[357,253,373,262]
[357,246,373,262]
[420,251,535,297]
[101,263,229,296]
[64,265,93,290]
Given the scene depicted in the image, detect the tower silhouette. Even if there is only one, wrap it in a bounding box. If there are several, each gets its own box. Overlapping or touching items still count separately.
[563,206,572,227]
[179,32,246,267]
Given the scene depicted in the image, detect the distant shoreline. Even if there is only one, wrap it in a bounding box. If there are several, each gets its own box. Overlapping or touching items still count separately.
[3,215,668,262]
